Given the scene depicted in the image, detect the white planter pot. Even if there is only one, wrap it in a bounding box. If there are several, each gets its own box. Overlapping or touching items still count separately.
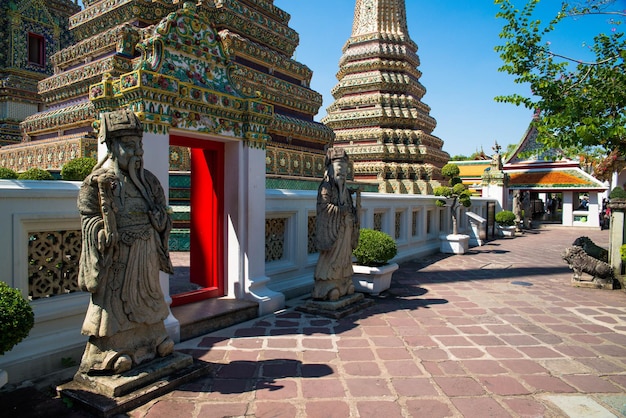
[0,369,7,389]
[352,263,399,295]
[439,234,470,254]
[498,225,516,237]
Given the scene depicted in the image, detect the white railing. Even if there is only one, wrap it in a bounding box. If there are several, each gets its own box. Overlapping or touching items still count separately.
[265,189,495,298]
[0,180,88,384]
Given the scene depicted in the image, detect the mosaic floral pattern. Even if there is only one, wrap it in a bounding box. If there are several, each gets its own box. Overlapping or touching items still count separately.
[145,10,239,96]
[70,0,177,41]
[265,147,326,179]
[0,135,96,172]
[323,0,449,193]
[51,23,140,69]
[88,3,274,141]
[205,1,298,58]
[3,0,333,179]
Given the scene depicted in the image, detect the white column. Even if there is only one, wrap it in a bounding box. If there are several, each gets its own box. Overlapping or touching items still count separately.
[142,132,180,342]
[241,144,284,316]
[562,191,574,226]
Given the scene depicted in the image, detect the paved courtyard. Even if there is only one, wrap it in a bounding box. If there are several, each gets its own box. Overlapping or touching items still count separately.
[126,225,626,418]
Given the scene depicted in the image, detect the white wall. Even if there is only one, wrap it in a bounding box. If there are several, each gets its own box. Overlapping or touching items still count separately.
[0,180,88,384]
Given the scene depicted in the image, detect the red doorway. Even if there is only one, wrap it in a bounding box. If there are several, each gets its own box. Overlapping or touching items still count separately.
[170,135,225,306]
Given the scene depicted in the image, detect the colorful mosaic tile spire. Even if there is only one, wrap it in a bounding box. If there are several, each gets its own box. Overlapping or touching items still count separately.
[1,0,333,183]
[323,0,450,194]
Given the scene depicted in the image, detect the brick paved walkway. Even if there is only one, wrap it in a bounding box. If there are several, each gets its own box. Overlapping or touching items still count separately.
[129,226,626,418]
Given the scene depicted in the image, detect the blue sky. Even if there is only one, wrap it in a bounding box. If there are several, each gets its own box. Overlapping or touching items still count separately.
[273,0,624,157]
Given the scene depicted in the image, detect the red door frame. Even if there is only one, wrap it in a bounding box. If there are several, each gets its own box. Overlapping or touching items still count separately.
[170,135,225,306]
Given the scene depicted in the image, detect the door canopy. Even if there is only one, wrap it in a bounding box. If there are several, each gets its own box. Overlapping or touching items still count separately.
[89,2,273,149]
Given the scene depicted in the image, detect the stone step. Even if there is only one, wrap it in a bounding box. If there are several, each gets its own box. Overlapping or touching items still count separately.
[171,298,259,342]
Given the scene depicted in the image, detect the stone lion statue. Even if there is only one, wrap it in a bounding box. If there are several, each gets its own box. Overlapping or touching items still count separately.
[572,236,608,262]
[562,246,614,284]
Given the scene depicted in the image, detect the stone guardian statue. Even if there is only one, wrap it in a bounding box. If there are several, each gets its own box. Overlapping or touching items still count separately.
[76,109,175,375]
[313,148,360,301]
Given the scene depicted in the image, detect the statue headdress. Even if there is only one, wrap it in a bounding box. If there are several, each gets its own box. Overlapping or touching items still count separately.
[98,109,143,145]
[324,147,349,167]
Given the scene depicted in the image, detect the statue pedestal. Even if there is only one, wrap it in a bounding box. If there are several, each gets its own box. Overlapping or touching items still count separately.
[571,277,617,290]
[58,352,211,417]
[297,293,374,319]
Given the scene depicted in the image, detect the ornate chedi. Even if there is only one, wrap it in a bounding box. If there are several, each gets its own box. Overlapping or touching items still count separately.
[0,0,333,187]
[0,0,80,146]
[323,0,450,194]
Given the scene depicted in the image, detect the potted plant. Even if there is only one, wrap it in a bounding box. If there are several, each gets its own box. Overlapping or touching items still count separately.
[0,282,35,388]
[352,229,399,295]
[434,163,472,254]
[495,210,516,237]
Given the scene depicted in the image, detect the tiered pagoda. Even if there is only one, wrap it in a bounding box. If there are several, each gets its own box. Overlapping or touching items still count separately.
[0,0,80,146]
[0,0,333,187]
[323,0,450,194]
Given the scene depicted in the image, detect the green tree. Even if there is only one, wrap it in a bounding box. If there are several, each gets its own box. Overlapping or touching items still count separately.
[451,154,470,161]
[434,163,472,235]
[494,0,626,156]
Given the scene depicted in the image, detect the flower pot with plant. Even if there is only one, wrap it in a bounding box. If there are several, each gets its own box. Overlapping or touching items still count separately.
[434,163,472,254]
[352,229,399,295]
[0,282,35,388]
[495,210,516,237]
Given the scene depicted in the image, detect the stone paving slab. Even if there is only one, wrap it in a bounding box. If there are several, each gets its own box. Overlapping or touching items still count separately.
[127,226,626,418]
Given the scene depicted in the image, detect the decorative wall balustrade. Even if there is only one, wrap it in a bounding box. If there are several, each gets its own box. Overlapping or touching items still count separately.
[264,189,494,298]
[6,182,492,305]
[28,230,82,299]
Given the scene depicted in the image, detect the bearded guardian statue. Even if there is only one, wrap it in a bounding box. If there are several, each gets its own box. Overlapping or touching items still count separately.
[313,148,360,301]
[76,109,174,375]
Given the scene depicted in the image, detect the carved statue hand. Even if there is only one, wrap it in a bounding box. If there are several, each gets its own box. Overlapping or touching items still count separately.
[148,206,169,233]
[97,229,118,253]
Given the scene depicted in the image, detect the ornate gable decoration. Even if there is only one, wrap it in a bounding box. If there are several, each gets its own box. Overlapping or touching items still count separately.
[16,0,56,27]
[89,2,273,148]
[141,5,239,96]
[506,124,566,164]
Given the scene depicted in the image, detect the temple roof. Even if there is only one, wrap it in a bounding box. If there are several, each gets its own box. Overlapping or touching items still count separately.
[507,168,607,191]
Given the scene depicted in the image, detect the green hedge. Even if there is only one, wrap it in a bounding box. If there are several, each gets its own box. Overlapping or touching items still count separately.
[61,157,97,181]
[17,168,54,180]
[0,167,18,179]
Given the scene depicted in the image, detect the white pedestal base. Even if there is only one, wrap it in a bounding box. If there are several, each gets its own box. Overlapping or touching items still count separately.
[439,234,470,254]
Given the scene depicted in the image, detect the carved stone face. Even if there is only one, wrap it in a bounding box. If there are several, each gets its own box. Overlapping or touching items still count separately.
[112,135,144,171]
[333,160,348,184]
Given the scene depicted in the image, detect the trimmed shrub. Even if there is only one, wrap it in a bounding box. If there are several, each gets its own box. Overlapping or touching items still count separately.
[0,282,35,355]
[610,187,626,199]
[353,229,398,267]
[17,168,54,180]
[0,167,18,179]
[495,210,516,226]
[61,157,97,181]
